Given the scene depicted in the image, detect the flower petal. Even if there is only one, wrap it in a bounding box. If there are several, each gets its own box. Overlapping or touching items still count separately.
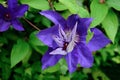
[37,25,59,48]
[77,43,94,68]
[66,14,79,29]
[65,48,78,73]
[0,19,10,32]
[12,19,24,31]
[8,0,18,9]
[15,5,29,18]
[42,47,63,69]
[77,18,93,36]
[87,28,111,51]
[40,10,66,28]
[0,4,6,15]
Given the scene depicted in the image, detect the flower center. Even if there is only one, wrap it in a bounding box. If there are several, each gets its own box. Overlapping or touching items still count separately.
[51,22,79,55]
[63,42,69,50]
[4,13,11,21]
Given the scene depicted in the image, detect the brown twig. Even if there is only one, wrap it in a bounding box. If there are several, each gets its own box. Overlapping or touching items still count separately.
[48,0,55,11]
[23,17,40,31]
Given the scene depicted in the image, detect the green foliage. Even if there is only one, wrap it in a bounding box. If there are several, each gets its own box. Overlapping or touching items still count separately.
[42,63,60,73]
[59,0,89,18]
[29,31,48,55]
[102,10,118,42]
[92,68,110,80]
[90,0,109,27]
[54,2,67,11]
[107,0,120,11]
[11,39,31,68]
[20,0,50,10]
[60,76,70,80]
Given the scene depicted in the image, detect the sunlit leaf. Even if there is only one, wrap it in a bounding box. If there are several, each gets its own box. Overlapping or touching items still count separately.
[54,2,67,11]
[59,0,89,18]
[102,10,118,42]
[90,0,109,27]
[112,56,120,64]
[20,0,50,10]
[107,0,120,11]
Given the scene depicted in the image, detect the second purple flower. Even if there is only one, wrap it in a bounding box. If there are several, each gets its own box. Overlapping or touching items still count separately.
[0,0,28,32]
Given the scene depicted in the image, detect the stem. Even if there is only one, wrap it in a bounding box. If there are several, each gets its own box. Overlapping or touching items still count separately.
[48,0,55,11]
[23,17,40,31]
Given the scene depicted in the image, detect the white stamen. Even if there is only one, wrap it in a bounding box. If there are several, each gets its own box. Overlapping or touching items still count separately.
[49,48,67,55]
[52,35,63,47]
[58,25,67,40]
[68,22,78,42]
[66,22,78,53]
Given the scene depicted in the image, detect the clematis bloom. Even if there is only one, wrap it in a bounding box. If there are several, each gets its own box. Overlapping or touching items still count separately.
[37,10,111,73]
[0,0,28,32]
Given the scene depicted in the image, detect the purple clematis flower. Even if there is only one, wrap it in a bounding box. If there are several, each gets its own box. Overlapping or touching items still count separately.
[0,0,28,32]
[37,10,111,73]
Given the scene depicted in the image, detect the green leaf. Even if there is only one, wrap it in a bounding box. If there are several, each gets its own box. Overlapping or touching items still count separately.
[42,17,51,28]
[102,10,118,42]
[60,76,70,80]
[11,39,31,68]
[90,0,109,27]
[112,56,120,64]
[59,0,89,18]
[99,49,108,62]
[107,0,120,11]
[42,63,60,73]
[54,2,67,11]
[29,31,48,55]
[59,58,68,74]
[29,31,44,46]
[20,0,49,10]
[92,68,110,80]
[62,11,71,19]
[86,29,93,43]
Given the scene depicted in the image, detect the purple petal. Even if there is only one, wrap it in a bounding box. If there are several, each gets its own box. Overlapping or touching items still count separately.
[87,28,111,51]
[15,5,29,18]
[8,0,18,9]
[0,4,4,9]
[12,19,24,31]
[37,25,59,48]
[42,47,63,69]
[77,18,93,36]
[65,47,78,73]
[77,43,94,68]
[66,14,79,29]
[40,10,66,28]
[0,19,10,32]
[0,4,6,15]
